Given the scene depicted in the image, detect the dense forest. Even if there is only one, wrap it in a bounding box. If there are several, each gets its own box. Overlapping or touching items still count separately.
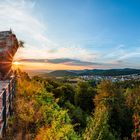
[6,70,140,140]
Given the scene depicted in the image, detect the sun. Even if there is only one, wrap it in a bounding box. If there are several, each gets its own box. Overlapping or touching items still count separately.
[13,61,21,66]
[12,61,21,70]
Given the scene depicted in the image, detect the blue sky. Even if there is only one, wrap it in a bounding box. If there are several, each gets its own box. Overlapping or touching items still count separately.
[1,0,140,69]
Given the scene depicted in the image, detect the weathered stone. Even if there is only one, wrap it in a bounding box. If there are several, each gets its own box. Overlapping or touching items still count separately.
[0,30,19,79]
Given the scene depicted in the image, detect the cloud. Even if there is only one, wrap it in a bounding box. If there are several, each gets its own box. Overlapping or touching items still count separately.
[0,0,108,64]
[47,45,101,61]
[0,0,56,53]
[19,58,103,66]
[1,0,140,69]
[100,44,125,61]
[19,58,129,69]
[0,0,44,35]
[117,52,140,60]
[0,0,102,62]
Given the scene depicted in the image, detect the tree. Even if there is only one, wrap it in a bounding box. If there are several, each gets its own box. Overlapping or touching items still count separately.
[125,86,140,139]
[83,105,116,140]
[35,110,80,140]
[52,84,75,106]
[14,72,81,139]
[75,82,96,112]
[94,80,133,139]
[19,40,25,48]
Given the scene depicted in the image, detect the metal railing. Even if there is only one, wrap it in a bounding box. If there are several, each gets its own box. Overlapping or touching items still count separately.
[0,77,16,137]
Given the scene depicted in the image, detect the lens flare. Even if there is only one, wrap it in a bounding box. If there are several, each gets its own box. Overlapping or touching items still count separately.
[13,61,21,66]
[12,61,21,70]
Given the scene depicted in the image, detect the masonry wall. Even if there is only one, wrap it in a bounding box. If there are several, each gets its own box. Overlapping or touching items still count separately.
[0,31,19,79]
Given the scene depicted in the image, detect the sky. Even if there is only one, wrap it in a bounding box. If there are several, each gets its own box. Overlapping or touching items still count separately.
[1,0,140,70]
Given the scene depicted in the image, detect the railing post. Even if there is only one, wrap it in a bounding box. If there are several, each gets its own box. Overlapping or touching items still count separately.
[2,89,6,136]
[10,77,15,116]
[8,80,12,116]
[0,77,16,137]
[12,78,15,98]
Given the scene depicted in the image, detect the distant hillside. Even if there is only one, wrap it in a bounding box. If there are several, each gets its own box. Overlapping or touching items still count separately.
[43,68,140,77]
[78,68,140,76]
[46,70,77,77]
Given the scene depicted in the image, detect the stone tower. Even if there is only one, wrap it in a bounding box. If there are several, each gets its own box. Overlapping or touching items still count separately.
[0,30,19,79]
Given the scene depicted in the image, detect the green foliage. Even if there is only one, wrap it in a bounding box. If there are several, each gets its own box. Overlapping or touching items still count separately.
[53,84,75,105]
[35,110,80,140]
[94,80,133,139]
[18,40,25,48]
[125,86,140,139]
[83,106,116,140]
[75,82,96,112]
[64,101,88,132]
[12,71,140,140]
[125,86,140,113]
[15,72,80,139]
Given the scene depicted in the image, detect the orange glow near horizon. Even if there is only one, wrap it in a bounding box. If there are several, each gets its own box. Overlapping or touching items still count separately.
[13,51,96,71]
[15,61,94,71]
[13,61,21,66]
[12,61,22,70]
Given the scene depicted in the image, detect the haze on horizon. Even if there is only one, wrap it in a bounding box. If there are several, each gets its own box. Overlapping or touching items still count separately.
[1,0,140,70]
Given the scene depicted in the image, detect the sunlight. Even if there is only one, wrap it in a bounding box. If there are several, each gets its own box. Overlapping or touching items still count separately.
[13,61,21,66]
[12,61,21,70]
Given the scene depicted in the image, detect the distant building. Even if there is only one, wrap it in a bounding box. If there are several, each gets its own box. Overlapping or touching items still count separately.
[0,30,19,79]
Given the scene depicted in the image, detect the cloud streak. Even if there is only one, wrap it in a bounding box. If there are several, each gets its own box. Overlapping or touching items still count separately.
[19,58,103,66]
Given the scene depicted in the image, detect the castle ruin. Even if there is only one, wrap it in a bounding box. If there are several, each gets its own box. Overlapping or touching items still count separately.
[0,30,19,79]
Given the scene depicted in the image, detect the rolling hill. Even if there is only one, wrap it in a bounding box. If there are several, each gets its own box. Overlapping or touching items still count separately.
[77,68,140,76]
[46,70,77,77]
[43,68,140,77]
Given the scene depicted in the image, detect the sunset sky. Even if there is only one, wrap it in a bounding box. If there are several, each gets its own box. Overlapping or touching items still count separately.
[1,0,140,70]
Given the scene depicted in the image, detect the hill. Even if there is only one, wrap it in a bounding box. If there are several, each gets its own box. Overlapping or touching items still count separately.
[46,70,77,77]
[43,68,140,77]
[78,68,140,76]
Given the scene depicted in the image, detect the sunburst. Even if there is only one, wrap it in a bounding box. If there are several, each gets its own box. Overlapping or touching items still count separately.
[12,61,21,66]
[12,61,21,71]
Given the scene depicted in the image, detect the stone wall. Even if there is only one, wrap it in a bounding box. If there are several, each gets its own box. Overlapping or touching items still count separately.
[0,31,19,79]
